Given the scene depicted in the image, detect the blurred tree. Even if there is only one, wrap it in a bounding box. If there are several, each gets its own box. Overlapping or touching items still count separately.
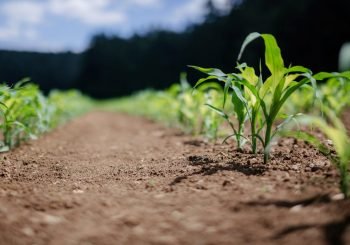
[0,0,349,98]
[0,50,81,92]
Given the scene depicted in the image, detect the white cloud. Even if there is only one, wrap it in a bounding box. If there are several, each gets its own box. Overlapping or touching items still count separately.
[2,1,45,25]
[212,0,231,11]
[0,1,44,40]
[129,0,161,7]
[165,0,235,31]
[170,0,207,27]
[48,0,126,25]
[0,24,19,40]
[0,0,236,51]
[0,0,126,41]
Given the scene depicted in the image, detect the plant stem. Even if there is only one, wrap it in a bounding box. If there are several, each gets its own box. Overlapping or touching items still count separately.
[251,115,257,154]
[238,122,245,150]
[340,164,349,198]
[237,124,242,150]
[263,122,273,164]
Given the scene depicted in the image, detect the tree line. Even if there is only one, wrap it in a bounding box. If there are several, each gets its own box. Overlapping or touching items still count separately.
[1,0,349,98]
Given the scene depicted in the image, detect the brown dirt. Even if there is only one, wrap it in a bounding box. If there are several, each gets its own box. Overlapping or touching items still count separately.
[0,111,349,245]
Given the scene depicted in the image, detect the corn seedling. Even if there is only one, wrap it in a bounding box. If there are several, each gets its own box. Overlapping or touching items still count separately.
[202,89,223,140]
[191,66,249,150]
[239,33,321,163]
[0,81,48,148]
[110,73,223,139]
[174,73,222,137]
[283,71,350,117]
[47,90,93,128]
[191,32,320,163]
[0,80,92,151]
[177,73,206,134]
[299,108,350,198]
[316,72,350,116]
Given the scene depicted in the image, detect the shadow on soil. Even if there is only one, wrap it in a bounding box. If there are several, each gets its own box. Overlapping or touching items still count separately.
[242,195,349,245]
[273,215,350,245]
[243,194,332,208]
[170,156,267,186]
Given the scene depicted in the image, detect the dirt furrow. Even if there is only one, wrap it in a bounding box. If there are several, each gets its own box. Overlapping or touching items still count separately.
[0,111,349,245]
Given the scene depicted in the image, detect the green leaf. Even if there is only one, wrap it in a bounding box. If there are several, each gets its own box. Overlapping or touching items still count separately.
[222,133,247,144]
[299,114,349,162]
[14,77,31,89]
[205,103,228,119]
[280,130,330,155]
[313,72,336,80]
[277,77,311,115]
[235,79,260,101]
[189,65,226,77]
[260,76,274,98]
[314,71,350,81]
[283,73,301,90]
[0,145,9,153]
[285,66,310,74]
[261,34,285,92]
[180,72,190,90]
[237,32,261,61]
[193,76,223,91]
[272,113,302,138]
[340,71,350,78]
[223,77,233,108]
[196,82,223,92]
[0,101,7,109]
[231,86,246,123]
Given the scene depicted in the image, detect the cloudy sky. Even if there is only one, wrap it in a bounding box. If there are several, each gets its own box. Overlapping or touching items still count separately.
[0,0,232,52]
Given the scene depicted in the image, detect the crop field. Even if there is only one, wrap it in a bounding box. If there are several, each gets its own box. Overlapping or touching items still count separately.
[1,33,350,244]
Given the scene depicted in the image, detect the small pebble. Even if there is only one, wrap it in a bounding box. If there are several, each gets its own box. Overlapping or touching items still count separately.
[73,189,84,194]
[290,204,303,212]
[331,193,345,201]
[22,227,35,236]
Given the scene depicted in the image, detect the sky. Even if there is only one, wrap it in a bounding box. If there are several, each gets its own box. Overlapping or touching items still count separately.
[0,0,233,53]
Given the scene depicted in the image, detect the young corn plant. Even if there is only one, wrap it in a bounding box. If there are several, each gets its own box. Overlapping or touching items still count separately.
[283,84,316,115]
[176,73,222,137]
[238,32,321,163]
[177,73,205,135]
[300,108,350,198]
[47,90,93,128]
[316,72,350,116]
[283,71,350,117]
[191,32,320,163]
[0,80,93,151]
[109,73,223,140]
[1,81,50,148]
[0,87,8,152]
[202,88,223,140]
[190,66,249,150]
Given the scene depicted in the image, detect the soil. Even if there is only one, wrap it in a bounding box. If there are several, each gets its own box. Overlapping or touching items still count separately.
[0,111,349,245]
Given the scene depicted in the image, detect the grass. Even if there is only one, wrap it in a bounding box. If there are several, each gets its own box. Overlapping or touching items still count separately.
[0,80,92,151]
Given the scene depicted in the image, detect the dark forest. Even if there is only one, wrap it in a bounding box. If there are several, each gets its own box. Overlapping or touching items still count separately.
[1,0,349,98]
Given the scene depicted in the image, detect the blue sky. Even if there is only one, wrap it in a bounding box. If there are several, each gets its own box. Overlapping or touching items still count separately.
[0,0,232,52]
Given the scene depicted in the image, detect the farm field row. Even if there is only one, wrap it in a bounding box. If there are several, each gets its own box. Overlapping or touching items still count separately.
[0,111,349,244]
[1,33,350,244]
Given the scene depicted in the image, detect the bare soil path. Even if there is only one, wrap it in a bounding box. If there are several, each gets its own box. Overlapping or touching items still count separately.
[0,111,349,245]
